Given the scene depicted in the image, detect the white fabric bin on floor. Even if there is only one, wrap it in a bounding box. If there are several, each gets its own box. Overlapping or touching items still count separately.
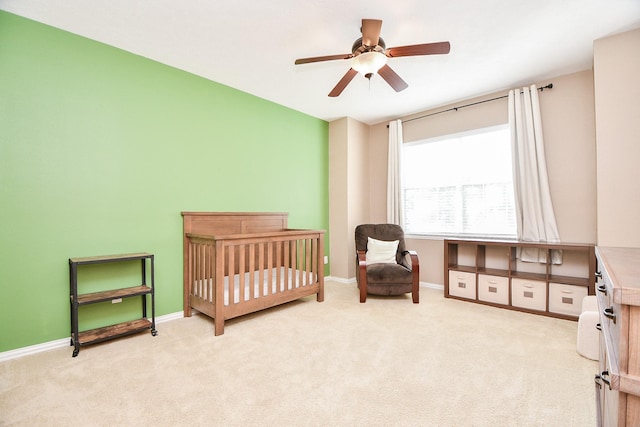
[577,295,599,360]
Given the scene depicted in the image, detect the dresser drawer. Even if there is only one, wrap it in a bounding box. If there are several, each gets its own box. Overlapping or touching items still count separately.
[478,274,509,305]
[511,278,546,311]
[597,266,621,363]
[448,270,476,300]
[548,283,588,316]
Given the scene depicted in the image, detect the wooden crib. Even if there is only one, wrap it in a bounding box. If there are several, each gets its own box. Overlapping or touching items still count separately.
[182,212,325,335]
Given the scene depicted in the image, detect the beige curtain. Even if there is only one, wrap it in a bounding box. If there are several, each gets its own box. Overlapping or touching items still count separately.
[387,119,403,225]
[509,85,562,263]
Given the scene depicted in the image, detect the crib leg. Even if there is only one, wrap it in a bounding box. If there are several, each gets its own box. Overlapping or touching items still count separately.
[214,317,224,336]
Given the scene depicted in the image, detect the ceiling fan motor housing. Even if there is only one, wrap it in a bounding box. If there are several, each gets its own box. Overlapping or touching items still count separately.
[351,37,386,56]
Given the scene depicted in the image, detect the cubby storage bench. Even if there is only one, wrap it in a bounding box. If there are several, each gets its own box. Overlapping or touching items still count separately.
[69,253,157,357]
[444,239,595,320]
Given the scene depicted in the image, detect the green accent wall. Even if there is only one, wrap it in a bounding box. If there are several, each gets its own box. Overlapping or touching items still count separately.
[0,12,329,352]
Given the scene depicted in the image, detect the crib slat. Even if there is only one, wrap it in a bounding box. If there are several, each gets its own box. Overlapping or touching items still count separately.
[296,239,302,288]
[189,242,195,299]
[200,243,204,297]
[201,244,207,299]
[304,239,312,285]
[193,243,198,297]
[196,243,202,298]
[206,243,212,302]
[249,243,256,301]
[238,244,245,304]
[269,242,282,293]
[312,237,318,284]
[227,245,235,305]
[284,240,290,291]
[301,239,306,286]
[257,242,264,297]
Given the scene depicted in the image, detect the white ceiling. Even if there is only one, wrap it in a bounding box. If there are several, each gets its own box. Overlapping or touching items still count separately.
[2,0,639,125]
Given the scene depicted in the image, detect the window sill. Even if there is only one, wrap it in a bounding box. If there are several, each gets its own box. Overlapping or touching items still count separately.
[405,233,518,241]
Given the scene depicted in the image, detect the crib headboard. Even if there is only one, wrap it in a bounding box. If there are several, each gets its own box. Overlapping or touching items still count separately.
[182,212,289,236]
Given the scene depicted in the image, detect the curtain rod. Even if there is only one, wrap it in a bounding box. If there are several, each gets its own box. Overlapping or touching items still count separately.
[387,83,553,128]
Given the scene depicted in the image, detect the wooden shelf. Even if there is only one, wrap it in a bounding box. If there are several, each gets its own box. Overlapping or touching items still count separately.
[448,264,476,273]
[77,319,153,345]
[548,274,590,287]
[75,285,152,305]
[510,270,548,282]
[444,239,595,320]
[69,253,152,265]
[477,267,509,277]
[69,253,156,357]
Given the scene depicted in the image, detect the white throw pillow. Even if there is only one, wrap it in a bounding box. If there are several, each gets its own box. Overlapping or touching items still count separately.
[365,237,399,265]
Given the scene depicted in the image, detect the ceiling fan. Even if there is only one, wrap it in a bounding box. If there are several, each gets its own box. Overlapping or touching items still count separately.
[294,19,450,97]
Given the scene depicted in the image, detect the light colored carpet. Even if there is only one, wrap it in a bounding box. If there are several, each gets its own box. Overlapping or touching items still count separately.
[0,281,597,426]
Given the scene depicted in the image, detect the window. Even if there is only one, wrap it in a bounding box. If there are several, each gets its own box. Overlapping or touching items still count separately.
[402,125,516,238]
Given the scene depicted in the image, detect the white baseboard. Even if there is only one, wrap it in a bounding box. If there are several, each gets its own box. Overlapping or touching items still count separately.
[329,276,443,291]
[326,276,355,284]
[422,282,444,290]
[0,311,184,363]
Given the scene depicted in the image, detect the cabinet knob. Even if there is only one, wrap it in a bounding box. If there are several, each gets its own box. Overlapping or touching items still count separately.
[597,283,607,295]
[596,323,602,331]
[595,271,602,280]
[603,307,616,324]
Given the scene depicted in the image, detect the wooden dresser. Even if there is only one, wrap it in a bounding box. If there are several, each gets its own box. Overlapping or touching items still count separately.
[594,247,640,427]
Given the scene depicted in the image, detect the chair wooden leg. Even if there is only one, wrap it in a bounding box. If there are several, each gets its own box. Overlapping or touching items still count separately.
[409,251,420,304]
[357,253,368,303]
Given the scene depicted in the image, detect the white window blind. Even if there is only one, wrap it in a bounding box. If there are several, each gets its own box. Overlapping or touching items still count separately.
[402,125,516,238]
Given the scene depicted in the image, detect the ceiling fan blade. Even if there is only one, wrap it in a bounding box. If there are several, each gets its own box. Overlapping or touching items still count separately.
[295,53,353,65]
[377,64,409,92]
[328,68,358,97]
[361,19,382,47]
[386,41,451,58]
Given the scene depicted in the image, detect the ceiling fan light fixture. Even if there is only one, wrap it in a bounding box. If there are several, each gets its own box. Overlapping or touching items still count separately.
[351,51,387,77]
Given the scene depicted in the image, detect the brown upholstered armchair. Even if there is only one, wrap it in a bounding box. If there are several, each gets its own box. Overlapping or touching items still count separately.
[355,224,419,303]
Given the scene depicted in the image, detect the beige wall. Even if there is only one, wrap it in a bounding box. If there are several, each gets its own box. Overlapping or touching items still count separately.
[539,71,597,244]
[594,28,640,247]
[328,117,370,279]
[329,69,599,285]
